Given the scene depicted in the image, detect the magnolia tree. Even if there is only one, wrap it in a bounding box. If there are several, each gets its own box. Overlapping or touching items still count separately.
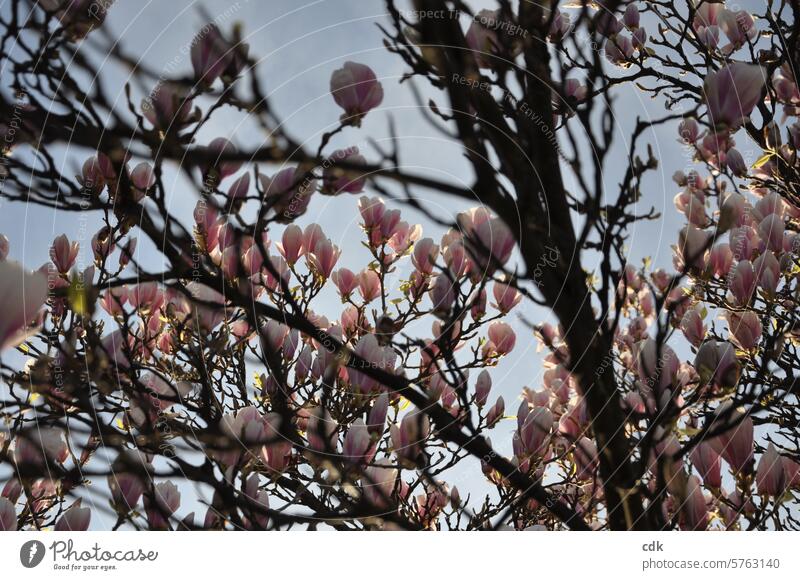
[0,0,799,532]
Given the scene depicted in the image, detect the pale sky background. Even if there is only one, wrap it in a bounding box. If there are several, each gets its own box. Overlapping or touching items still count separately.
[0,0,769,528]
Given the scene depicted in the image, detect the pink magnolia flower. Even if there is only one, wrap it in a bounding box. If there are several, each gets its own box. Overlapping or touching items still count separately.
[108,457,148,512]
[709,407,754,475]
[0,261,48,351]
[719,191,747,230]
[726,147,747,176]
[55,501,91,531]
[675,189,707,227]
[690,441,722,488]
[215,406,269,466]
[725,310,761,350]
[680,475,709,531]
[492,280,522,313]
[549,11,572,42]
[0,497,16,531]
[91,226,116,263]
[259,167,317,221]
[300,223,324,257]
[227,172,250,208]
[216,226,240,272]
[128,282,165,315]
[604,34,635,65]
[756,443,787,496]
[708,244,733,277]
[487,322,516,355]
[465,10,504,69]
[728,226,760,261]
[306,406,338,453]
[142,83,198,130]
[49,234,79,274]
[277,224,304,265]
[357,269,381,303]
[718,10,757,50]
[260,413,292,475]
[758,214,785,252]
[348,334,395,395]
[391,410,429,466]
[470,287,487,320]
[676,225,710,271]
[573,437,599,481]
[703,63,766,129]
[693,340,740,388]
[331,268,358,298]
[2,478,21,503]
[342,419,374,465]
[753,251,780,295]
[443,239,471,279]
[753,191,785,221]
[146,481,181,530]
[632,28,648,49]
[624,4,640,29]
[330,62,384,125]
[563,77,587,103]
[358,195,386,231]
[473,216,515,269]
[204,137,242,181]
[474,370,492,407]
[77,154,114,193]
[636,338,680,394]
[185,281,227,330]
[241,237,264,276]
[129,162,156,201]
[191,24,233,86]
[367,393,389,435]
[388,222,422,255]
[322,147,366,194]
[412,237,439,274]
[13,427,69,466]
[362,459,397,507]
[729,259,756,304]
[680,307,706,348]
[242,473,270,530]
[260,319,290,352]
[429,274,455,316]
[307,238,341,279]
[518,407,553,457]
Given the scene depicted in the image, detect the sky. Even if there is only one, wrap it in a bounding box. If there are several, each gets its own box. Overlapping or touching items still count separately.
[0,0,769,528]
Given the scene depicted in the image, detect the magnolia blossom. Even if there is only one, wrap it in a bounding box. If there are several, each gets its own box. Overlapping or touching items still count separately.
[330,62,384,125]
[142,83,198,130]
[322,147,366,194]
[465,10,506,69]
[390,410,430,466]
[694,340,740,389]
[756,444,787,497]
[636,338,679,395]
[704,63,766,129]
[0,497,16,531]
[362,459,398,508]
[49,234,79,274]
[725,310,762,350]
[145,481,181,530]
[709,408,755,475]
[55,501,92,531]
[0,261,47,351]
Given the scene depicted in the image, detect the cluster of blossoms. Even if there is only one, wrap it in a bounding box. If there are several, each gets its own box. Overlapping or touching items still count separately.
[1,0,799,532]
